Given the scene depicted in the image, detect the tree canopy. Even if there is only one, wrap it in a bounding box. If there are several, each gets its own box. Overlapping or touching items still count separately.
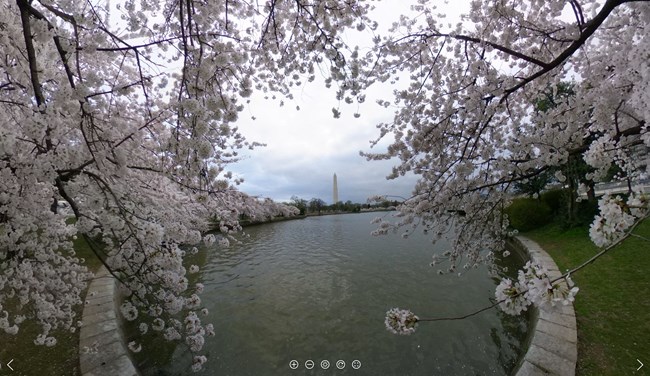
[1,0,649,370]
[0,0,361,368]
[360,0,648,271]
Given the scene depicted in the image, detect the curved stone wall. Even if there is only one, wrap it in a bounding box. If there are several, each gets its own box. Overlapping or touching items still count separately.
[511,236,578,376]
[79,266,139,376]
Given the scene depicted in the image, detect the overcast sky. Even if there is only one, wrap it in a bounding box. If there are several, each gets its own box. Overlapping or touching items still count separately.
[230,90,415,204]
[229,2,470,204]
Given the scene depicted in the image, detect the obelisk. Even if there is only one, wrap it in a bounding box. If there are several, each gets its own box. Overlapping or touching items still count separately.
[333,173,339,204]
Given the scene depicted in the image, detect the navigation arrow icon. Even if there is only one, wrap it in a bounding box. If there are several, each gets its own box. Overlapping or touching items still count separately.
[6,359,13,371]
[638,359,644,371]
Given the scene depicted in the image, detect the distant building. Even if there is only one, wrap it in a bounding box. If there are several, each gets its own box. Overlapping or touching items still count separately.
[333,173,339,204]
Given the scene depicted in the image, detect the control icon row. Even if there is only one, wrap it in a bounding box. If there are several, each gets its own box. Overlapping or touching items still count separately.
[289,359,361,370]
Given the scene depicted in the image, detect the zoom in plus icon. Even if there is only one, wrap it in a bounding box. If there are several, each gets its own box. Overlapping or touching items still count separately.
[289,360,299,370]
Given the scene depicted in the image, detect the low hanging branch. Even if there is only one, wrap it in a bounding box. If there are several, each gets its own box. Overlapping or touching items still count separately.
[386,212,649,334]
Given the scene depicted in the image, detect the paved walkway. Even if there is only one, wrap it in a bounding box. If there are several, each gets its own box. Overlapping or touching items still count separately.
[79,266,139,376]
[512,236,578,376]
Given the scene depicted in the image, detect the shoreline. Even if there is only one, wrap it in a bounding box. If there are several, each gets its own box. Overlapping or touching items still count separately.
[236,208,396,227]
[79,266,139,376]
[508,236,578,376]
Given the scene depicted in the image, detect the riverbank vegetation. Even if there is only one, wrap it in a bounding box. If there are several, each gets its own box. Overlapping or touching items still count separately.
[287,195,399,216]
[505,188,599,232]
[505,184,649,375]
[525,220,650,376]
[505,178,650,375]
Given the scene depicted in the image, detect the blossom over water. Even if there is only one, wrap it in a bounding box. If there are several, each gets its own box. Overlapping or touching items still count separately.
[384,308,418,335]
[496,262,582,316]
[495,278,530,315]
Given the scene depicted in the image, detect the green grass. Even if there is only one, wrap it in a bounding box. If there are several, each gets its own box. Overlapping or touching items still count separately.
[526,220,650,376]
[0,235,102,376]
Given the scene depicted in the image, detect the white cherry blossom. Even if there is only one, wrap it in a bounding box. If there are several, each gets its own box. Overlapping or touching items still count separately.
[1,0,649,367]
[384,308,419,335]
[1,0,352,368]
[357,0,648,319]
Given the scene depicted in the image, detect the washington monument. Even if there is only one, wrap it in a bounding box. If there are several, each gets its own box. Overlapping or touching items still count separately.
[333,173,339,204]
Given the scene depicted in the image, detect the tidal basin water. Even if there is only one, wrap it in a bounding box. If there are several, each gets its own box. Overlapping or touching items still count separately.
[136,212,530,375]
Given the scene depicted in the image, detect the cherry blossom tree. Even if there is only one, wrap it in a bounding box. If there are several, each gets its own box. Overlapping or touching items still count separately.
[1,0,649,367]
[0,0,371,370]
[349,0,648,330]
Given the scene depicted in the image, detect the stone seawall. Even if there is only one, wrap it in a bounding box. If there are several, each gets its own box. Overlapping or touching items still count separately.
[79,266,139,376]
[509,236,578,376]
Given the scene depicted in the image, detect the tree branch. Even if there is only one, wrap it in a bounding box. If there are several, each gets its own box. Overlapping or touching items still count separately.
[427,32,550,68]
[418,213,648,323]
[501,0,639,102]
[17,0,45,107]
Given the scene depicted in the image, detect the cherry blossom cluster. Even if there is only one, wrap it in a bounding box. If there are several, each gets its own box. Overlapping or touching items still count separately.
[495,262,580,316]
[192,355,208,373]
[589,193,649,247]
[184,312,206,352]
[128,341,142,353]
[384,308,419,335]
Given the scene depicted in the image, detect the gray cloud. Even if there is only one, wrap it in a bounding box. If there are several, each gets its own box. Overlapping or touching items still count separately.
[223,1,469,205]
[232,146,418,204]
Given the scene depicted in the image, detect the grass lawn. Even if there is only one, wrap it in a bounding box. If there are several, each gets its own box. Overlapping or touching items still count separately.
[526,220,650,376]
[0,235,103,376]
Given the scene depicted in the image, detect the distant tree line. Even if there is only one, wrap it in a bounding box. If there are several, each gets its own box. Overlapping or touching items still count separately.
[287,196,398,215]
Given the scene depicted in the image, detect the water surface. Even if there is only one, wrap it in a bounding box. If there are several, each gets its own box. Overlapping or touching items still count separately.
[136,212,529,375]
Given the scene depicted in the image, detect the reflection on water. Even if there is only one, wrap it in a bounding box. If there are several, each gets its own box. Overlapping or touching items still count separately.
[135,212,530,376]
